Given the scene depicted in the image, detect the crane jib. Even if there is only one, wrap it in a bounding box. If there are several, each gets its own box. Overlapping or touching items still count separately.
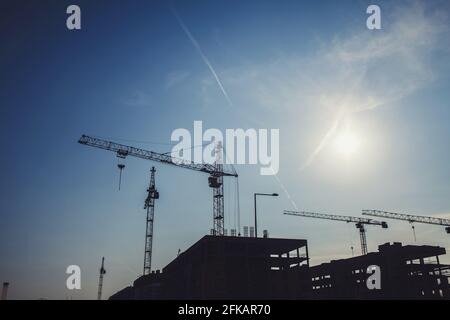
[78,135,237,177]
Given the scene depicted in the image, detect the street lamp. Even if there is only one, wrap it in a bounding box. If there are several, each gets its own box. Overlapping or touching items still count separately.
[254,193,279,238]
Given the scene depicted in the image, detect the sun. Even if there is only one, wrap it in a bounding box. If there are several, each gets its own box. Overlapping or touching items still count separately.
[334,131,360,157]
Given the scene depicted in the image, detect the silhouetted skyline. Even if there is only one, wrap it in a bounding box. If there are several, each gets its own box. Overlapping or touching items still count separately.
[1,0,450,299]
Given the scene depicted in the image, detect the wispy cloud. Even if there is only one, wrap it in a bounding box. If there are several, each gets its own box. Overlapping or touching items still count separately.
[298,2,448,169]
[171,7,234,107]
[122,91,152,108]
[165,70,190,89]
[430,212,450,219]
[206,2,449,170]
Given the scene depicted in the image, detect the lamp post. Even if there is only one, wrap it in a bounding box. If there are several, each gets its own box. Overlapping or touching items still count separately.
[254,193,279,238]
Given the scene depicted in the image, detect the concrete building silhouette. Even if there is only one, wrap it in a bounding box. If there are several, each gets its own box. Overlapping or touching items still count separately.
[110,235,310,299]
[310,242,449,299]
[109,237,449,300]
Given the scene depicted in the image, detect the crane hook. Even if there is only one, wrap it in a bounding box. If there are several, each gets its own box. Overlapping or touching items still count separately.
[117,163,125,190]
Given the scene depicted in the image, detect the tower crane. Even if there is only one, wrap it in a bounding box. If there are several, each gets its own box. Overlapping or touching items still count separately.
[283,210,388,255]
[362,210,450,239]
[97,257,106,300]
[78,135,238,236]
[143,167,159,275]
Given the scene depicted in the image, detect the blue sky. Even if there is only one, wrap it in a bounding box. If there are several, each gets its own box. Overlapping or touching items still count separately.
[1,0,450,299]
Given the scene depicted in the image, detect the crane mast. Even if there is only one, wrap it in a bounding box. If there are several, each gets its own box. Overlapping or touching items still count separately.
[284,210,388,255]
[144,167,159,275]
[211,141,224,235]
[97,257,106,300]
[78,135,237,236]
[362,209,450,234]
[356,222,368,255]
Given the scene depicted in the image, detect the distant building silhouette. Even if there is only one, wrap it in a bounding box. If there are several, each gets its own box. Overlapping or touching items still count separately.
[310,242,449,299]
[1,282,9,300]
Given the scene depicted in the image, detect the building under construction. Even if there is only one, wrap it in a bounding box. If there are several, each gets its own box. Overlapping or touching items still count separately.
[109,236,449,300]
[110,235,311,299]
[310,242,450,299]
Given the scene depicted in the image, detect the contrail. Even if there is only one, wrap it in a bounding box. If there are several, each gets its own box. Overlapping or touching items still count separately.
[270,167,299,211]
[171,7,234,107]
[299,108,347,171]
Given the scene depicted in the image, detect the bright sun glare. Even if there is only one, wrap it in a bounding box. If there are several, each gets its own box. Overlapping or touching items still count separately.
[334,131,360,157]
